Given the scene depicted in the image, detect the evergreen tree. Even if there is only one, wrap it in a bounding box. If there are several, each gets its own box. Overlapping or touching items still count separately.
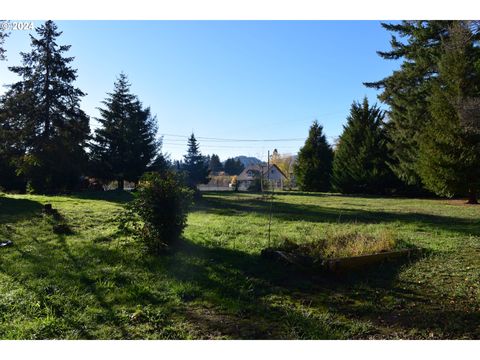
[365,21,454,187]
[223,158,244,175]
[332,98,396,194]
[0,23,8,61]
[174,159,183,171]
[208,153,223,173]
[294,120,333,192]
[417,22,480,204]
[182,133,209,188]
[0,23,21,191]
[0,20,89,193]
[90,73,159,189]
[0,89,34,191]
[149,152,171,175]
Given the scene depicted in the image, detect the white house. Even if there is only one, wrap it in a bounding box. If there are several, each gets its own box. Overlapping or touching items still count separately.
[236,164,287,191]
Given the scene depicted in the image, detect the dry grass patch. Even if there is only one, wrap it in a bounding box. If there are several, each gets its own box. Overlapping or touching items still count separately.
[277,229,400,259]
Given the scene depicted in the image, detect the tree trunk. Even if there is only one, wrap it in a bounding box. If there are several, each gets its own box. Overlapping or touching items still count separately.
[467,188,478,204]
[43,42,51,138]
[117,178,124,191]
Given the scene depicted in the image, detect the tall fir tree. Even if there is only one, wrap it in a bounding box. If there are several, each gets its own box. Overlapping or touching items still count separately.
[365,21,454,187]
[0,23,8,61]
[90,73,159,189]
[182,133,209,188]
[0,20,89,193]
[294,120,333,192]
[332,98,396,194]
[148,152,171,175]
[0,26,21,191]
[208,153,223,173]
[0,89,35,191]
[223,158,244,175]
[417,22,480,204]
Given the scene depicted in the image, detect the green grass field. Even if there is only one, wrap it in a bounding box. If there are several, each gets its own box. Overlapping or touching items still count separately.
[0,191,479,339]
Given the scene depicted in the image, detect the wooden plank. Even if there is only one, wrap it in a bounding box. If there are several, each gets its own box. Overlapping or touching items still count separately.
[322,248,420,273]
[262,248,421,273]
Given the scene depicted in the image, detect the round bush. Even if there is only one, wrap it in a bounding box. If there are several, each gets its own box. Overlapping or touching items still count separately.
[122,171,193,254]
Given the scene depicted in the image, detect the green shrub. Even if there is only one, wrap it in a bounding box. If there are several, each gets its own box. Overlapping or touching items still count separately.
[120,171,193,254]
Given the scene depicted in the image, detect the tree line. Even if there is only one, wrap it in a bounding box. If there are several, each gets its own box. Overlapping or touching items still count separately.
[294,21,480,204]
[0,21,247,194]
[1,21,479,203]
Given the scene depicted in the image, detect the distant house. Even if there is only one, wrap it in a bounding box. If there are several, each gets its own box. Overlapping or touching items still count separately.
[236,164,287,191]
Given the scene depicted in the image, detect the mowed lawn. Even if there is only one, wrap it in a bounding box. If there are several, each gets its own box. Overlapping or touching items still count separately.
[0,191,479,339]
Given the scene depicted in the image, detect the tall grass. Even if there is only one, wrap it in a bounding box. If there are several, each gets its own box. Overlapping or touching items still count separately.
[277,229,398,258]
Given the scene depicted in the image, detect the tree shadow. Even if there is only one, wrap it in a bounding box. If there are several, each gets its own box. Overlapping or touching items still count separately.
[159,239,479,338]
[275,191,333,197]
[193,196,480,237]
[67,190,134,204]
[1,227,477,339]
[0,196,43,224]
[1,232,147,339]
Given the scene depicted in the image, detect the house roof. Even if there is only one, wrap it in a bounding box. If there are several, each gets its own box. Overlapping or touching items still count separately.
[269,164,287,179]
[237,164,287,181]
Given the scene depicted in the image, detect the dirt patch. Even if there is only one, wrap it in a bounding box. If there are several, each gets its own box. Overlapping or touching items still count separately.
[445,199,480,206]
[183,305,279,339]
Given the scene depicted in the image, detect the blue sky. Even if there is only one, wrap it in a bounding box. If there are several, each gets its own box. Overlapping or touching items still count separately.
[0,21,400,161]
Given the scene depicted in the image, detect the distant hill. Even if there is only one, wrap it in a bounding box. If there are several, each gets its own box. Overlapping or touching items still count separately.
[233,156,263,167]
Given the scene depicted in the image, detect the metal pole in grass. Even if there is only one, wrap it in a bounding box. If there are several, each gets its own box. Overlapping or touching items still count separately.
[268,190,274,248]
[267,150,269,199]
[267,150,274,248]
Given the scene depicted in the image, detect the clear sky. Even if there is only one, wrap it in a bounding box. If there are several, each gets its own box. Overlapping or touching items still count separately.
[0,20,400,161]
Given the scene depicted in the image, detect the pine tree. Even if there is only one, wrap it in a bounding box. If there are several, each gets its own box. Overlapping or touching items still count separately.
[332,98,396,194]
[148,152,171,175]
[208,154,223,173]
[294,120,333,192]
[223,158,244,175]
[365,21,454,187]
[417,22,480,204]
[0,90,34,191]
[0,24,10,189]
[90,73,159,189]
[0,23,8,61]
[0,20,89,193]
[182,133,209,188]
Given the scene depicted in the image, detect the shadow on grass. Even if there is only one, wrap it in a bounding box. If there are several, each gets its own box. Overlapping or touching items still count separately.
[1,214,477,339]
[194,195,480,237]
[169,240,480,338]
[1,241,133,339]
[201,190,438,200]
[68,190,134,204]
[1,191,478,338]
[0,196,43,223]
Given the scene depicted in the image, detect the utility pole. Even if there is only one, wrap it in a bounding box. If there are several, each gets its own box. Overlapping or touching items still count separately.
[267,150,273,247]
[267,150,270,193]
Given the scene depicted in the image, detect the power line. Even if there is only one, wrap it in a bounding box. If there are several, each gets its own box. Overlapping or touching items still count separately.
[161,138,306,145]
[162,142,301,149]
[159,133,305,142]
